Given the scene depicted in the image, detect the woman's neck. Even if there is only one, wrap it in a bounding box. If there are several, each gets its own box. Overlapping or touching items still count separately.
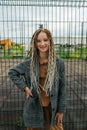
[39,52,48,64]
[39,51,48,59]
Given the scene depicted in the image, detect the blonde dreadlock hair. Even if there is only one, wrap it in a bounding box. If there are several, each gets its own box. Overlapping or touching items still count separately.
[27,29,56,96]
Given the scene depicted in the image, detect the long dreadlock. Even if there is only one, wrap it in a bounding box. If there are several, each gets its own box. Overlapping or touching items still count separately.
[27,29,56,96]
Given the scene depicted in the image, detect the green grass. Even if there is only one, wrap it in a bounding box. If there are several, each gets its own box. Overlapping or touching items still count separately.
[0,44,25,59]
[0,47,87,59]
[56,47,87,59]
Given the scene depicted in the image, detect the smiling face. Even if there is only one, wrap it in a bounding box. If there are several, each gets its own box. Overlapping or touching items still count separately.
[36,31,50,54]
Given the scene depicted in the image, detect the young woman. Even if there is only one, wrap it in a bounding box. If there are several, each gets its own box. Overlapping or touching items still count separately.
[8,29,66,130]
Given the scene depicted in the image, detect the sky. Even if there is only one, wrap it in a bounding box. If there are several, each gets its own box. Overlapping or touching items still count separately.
[0,5,87,47]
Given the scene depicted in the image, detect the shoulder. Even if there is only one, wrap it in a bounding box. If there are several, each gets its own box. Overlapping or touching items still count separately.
[56,56,64,65]
[20,57,31,66]
[56,56,65,73]
[13,58,31,70]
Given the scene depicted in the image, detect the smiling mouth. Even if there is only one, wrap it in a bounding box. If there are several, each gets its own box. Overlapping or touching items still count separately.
[40,46,47,48]
[40,47,47,49]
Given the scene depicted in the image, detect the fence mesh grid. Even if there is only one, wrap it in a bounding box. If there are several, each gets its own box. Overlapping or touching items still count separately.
[0,0,87,130]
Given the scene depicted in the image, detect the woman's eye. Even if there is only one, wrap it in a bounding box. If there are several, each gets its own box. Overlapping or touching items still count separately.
[36,39,48,43]
[44,39,48,41]
[37,40,40,43]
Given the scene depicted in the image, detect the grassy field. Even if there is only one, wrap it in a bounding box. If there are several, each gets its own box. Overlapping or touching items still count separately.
[56,47,87,59]
[0,45,87,59]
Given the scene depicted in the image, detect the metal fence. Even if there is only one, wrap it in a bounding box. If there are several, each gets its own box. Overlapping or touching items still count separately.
[0,0,87,130]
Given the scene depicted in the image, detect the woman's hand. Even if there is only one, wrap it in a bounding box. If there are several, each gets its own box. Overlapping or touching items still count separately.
[55,113,63,124]
[24,87,33,99]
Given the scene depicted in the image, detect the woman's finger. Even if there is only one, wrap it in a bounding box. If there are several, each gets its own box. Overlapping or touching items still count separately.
[57,118,62,124]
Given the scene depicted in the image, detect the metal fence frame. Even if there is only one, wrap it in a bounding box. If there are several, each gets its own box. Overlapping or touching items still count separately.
[0,1,87,130]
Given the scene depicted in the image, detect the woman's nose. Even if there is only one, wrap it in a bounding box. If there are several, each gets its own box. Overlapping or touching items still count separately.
[41,41,45,45]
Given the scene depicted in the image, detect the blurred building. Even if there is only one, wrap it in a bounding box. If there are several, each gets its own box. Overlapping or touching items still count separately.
[0,39,13,50]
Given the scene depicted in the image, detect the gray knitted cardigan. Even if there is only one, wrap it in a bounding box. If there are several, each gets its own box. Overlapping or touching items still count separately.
[8,57,66,129]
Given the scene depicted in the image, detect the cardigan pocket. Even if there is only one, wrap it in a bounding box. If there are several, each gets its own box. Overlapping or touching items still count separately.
[23,92,41,115]
[23,95,43,127]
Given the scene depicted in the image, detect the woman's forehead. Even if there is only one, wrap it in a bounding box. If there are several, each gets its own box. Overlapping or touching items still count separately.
[37,31,48,38]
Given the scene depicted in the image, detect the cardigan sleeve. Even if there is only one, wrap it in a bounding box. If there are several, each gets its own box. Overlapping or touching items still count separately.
[8,61,27,91]
[57,58,66,113]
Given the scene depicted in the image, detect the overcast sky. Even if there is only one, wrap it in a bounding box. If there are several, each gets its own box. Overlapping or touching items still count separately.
[0,5,87,44]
